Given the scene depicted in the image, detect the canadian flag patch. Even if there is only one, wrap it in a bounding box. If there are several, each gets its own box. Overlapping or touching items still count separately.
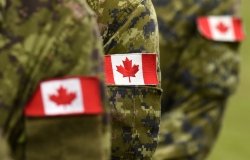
[197,16,244,42]
[105,53,158,85]
[25,77,103,117]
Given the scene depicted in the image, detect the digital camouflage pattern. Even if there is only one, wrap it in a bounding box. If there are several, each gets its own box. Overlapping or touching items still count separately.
[87,0,162,159]
[152,0,242,160]
[0,0,109,160]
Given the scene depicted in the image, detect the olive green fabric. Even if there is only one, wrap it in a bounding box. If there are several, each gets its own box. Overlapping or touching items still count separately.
[0,137,12,160]
[0,0,109,159]
[152,0,242,160]
[87,0,162,159]
[26,116,105,160]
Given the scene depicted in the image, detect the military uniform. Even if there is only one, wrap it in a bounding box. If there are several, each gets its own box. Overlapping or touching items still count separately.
[152,0,243,160]
[87,0,162,159]
[0,0,109,160]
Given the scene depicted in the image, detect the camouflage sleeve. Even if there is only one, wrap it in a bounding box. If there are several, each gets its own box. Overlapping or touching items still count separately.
[0,0,107,159]
[87,0,162,159]
[152,0,242,160]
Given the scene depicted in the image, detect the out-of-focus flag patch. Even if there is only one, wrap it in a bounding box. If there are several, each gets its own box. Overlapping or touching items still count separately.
[25,77,103,117]
[197,16,245,42]
[105,53,158,85]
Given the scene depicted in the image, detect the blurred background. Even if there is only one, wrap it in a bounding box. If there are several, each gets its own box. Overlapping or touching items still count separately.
[208,0,250,159]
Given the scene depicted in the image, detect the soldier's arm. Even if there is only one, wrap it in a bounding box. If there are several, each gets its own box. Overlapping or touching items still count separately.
[152,0,243,159]
[0,0,107,159]
[88,0,162,158]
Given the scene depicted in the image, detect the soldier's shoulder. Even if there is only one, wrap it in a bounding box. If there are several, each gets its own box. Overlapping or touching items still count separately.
[62,0,96,19]
[87,0,149,15]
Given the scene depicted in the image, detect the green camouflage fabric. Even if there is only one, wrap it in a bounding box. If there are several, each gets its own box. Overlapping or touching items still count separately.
[152,0,242,160]
[0,0,110,160]
[87,0,162,159]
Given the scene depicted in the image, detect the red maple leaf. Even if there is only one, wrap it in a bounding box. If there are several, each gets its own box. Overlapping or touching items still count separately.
[49,86,77,105]
[216,22,229,33]
[116,57,139,82]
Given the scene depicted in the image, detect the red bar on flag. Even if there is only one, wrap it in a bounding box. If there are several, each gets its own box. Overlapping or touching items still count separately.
[25,77,103,117]
[104,53,159,85]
